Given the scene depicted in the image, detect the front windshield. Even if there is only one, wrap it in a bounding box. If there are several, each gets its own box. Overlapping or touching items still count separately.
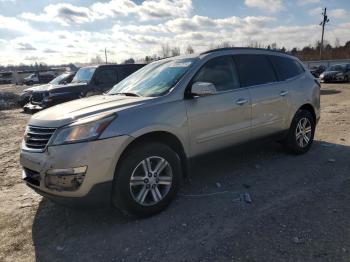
[108,58,197,97]
[71,67,95,83]
[328,65,345,71]
[50,73,69,85]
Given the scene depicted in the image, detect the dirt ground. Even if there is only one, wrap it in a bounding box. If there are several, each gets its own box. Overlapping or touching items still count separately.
[0,83,350,262]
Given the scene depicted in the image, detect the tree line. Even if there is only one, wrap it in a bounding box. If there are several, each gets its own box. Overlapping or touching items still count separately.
[1,40,350,71]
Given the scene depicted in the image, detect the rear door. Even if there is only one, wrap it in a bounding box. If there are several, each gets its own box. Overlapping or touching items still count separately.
[185,55,251,156]
[234,54,290,139]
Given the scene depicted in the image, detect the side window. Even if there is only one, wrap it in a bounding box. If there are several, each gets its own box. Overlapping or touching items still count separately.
[118,66,138,82]
[95,69,117,85]
[269,55,304,81]
[234,55,277,87]
[193,56,240,92]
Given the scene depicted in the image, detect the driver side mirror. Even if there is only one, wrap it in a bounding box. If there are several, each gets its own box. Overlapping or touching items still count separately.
[191,82,217,97]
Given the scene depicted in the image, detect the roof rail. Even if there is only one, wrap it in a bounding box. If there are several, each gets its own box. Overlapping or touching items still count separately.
[200,47,291,56]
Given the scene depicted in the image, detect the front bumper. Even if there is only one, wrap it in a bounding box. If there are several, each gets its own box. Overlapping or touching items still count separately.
[23,102,46,113]
[320,75,344,82]
[20,135,133,203]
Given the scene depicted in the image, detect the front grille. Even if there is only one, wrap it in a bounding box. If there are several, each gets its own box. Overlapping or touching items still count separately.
[25,126,56,150]
[31,92,44,104]
[23,168,40,186]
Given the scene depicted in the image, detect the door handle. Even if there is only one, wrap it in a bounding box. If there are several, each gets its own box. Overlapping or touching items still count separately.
[280,91,288,96]
[236,98,248,105]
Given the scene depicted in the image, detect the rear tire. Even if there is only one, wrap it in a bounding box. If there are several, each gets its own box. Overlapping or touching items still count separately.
[283,109,315,154]
[112,142,182,217]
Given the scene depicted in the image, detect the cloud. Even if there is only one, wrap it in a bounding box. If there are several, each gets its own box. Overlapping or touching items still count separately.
[297,0,320,5]
[244,0,284,13]
[43,48,58,53]
[21,3,93,26]
[329,9,348,19]
[0,15,33,33]
[308,7,322,16]
[16,42,36,50]
[21,0,192,26]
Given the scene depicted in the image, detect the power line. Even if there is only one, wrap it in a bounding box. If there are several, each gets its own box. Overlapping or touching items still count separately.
[319,7,330,60]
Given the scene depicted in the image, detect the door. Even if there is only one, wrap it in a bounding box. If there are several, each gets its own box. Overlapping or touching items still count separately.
[185,55,251,156]
[234,54,290,138]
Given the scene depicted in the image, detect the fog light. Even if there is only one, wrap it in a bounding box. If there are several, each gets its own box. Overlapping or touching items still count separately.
[45,166,87,191]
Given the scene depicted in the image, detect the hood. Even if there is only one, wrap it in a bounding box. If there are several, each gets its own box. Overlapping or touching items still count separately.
[49,82,87,91]
[29,94,152,127]
[24,84,52,93]
[28,82,86,93]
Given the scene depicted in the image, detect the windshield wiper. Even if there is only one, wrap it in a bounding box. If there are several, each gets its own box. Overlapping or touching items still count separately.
[111,92,141,97]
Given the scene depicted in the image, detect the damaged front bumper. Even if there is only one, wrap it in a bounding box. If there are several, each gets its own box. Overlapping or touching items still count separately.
[20,135,133,206]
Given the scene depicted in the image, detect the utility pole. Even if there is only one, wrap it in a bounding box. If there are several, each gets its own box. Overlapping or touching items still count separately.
[319,7,329,60]
[105,48,108,64]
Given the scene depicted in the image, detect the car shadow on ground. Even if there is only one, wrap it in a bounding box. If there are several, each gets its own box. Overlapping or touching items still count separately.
[320,89,342,95]
[31,139,350,261]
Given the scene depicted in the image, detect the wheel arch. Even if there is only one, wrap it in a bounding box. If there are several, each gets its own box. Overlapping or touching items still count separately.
[298,103,316,123]
[115,131,190,179]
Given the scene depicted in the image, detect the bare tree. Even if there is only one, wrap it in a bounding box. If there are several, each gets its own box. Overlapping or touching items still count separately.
[90,55,103,64]
[185,45,195,54]
[216,41,234,49]
[160,44,171,58]
[171,47,181,57]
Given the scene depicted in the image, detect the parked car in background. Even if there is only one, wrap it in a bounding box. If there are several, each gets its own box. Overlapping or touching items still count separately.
[23,71,58,85]
[23,64,145,112]
[20,48,320,217]
[309,65,326,78]
[23,74,39,85]
[319,64,350,83]
[19,72,76,107]
[0,71,13,84]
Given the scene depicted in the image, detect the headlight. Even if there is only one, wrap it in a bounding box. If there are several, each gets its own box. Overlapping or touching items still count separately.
[51,114,116,145]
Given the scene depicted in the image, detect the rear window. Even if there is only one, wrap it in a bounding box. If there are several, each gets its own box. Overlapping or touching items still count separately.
[269,56,304,81]
[234,55,277,87]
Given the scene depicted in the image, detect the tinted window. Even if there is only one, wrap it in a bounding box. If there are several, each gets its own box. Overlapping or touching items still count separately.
[193,56,240,91]
[269,55,304,80]
[234,55,277,87]
[96,68,117,84]
[118,66,140,81]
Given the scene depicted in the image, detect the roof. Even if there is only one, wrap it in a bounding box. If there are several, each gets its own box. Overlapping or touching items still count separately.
[200,47,292,57]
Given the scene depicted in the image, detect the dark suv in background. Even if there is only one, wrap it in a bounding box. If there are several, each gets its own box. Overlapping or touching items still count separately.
[319,64,350,82]
[24,64,145,112]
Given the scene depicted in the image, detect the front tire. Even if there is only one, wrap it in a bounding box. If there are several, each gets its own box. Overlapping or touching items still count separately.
[112,142,182,217]
[283,109,315,154]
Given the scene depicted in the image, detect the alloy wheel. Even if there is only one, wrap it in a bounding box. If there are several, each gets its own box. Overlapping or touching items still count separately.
[129,156,173,206]
[295,117,312,148]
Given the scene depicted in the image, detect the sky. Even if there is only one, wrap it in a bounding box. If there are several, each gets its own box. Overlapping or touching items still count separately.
[0,0,349,65]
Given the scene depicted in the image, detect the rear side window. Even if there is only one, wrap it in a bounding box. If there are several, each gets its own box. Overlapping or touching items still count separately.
[96,68,117,84]
[234,55,277,87]
[193,56,240,91]
[118,66,140,82]
[269,56,304,81]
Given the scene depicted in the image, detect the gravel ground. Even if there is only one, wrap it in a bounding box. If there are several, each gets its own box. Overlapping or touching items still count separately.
[0,83,350,262]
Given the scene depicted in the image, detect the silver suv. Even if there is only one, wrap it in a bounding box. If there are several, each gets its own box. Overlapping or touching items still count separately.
[20,48,320,217]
